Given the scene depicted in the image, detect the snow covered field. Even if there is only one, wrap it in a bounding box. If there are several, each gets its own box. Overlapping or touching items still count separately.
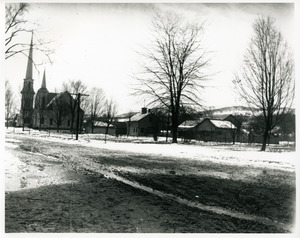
[4,128,297,233]
[6,128,297,172]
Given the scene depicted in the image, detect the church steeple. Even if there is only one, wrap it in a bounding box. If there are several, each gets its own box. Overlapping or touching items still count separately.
[20,33,35,127]
[41,69,46,88]
[25,33,33,80]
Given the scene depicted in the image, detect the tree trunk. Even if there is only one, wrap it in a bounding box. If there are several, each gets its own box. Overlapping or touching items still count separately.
[70,119,74,133]
[105,127,108,144]
[171,123,178,143]
[261,129,269,151]
[166,113,170,142]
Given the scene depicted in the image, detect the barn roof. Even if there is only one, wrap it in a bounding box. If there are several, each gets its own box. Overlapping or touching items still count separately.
[178,120,202,129]
[209,119,236,129]
[130,113,150,122]
[94,121,114,127]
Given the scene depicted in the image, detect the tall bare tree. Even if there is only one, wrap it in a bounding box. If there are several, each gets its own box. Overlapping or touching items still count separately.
[5,80,16,128]
[86,87,105,133]
[134,12,209,143]
[102,98,118,143]
[234,16,294,151]
[5,3,54,64]
[62,80,87,133]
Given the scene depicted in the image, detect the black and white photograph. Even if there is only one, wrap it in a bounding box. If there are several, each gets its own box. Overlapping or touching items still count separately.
[2,0,298,236]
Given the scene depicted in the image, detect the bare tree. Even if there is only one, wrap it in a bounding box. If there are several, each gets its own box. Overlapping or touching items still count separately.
[5,3,54,64]
[102,98,118,143]
[234,16,294,151]
[63,80,88,96]
[86,87,105,133]
[5,80,17,128]
[133,12,209,143]
[62,80,87,133]
[48,93,70,132]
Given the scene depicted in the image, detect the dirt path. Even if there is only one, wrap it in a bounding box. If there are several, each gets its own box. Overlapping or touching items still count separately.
[5,133,295,233]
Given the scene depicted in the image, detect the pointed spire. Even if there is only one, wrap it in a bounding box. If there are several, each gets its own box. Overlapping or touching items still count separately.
[41,69,46,88]
[25,32,33,79]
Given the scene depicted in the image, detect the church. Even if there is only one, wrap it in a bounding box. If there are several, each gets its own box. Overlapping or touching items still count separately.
[17,35,84,132]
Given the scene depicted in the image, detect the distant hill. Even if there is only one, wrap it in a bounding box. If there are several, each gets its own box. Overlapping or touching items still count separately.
[202,106,295,117]
[202,106,258,117]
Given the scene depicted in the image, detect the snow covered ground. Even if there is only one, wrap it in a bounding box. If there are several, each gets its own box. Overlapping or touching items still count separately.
[6,128,297,172]
[4,128,297,233]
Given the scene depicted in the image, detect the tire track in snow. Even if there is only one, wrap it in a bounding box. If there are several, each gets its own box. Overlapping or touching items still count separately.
[13,147,292,232]
[72,156,292,232]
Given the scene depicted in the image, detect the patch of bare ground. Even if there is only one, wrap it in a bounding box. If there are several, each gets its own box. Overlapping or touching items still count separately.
[117,172,295,225]
[5,170,284,233]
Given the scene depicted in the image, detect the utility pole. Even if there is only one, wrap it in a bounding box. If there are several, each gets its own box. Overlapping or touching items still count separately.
[76,93,81,140]
[72,92,89,140]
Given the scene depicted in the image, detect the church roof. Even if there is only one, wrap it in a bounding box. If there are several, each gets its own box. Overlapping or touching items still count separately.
[46,92,58,105]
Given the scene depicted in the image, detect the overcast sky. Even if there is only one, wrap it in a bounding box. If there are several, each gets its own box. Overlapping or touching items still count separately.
[5,2,295,114]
